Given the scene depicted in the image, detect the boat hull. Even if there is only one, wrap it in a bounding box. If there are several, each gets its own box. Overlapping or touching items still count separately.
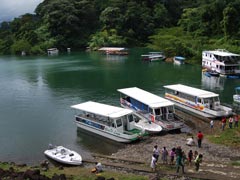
[75,119,141,143]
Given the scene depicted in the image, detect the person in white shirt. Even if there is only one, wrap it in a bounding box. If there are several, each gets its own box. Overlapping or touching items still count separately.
[186,136,195,146]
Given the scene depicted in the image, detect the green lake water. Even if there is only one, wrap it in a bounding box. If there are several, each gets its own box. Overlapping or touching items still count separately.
[0,49,238,164]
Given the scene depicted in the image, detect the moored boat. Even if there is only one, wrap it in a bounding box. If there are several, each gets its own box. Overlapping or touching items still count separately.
[173,56,185,65]
[117,87,184,131]
[141,52,165,62]
[233,87,240,104]
[202,49,240,76]
[98,47,128,55]
[71,101,145,143]
[44,145,82,165]
[164,84,232,118]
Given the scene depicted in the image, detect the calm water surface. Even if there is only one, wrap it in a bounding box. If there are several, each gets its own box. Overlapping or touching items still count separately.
[0,49,238,164]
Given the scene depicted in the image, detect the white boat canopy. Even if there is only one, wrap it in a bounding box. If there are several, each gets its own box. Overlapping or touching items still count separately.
[71,101,133,118]
[117,87,174,108]
[98,47,127,51]
[203,50,240,57]
[164,84,219,98]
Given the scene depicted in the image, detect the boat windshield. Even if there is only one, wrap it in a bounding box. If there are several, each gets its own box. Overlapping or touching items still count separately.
[128,114,140,123]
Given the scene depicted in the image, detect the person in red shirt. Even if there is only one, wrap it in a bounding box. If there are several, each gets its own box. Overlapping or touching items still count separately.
[197,131,203,148]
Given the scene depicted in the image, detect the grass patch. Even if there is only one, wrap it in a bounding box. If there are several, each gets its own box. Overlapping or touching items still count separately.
[207,126,240,147]
[231,161,240,166]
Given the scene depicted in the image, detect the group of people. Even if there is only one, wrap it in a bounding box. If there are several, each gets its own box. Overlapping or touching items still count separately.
[221,115,239,131]
[150,144,203,173]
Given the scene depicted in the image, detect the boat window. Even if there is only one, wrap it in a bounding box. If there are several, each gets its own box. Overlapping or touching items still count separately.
[128,114,134,122]
[116,119,122,127]
[112,123,115,128]
[168,106,174,113]
[133,115,140,123]
[155,108,161,115]
[149,108,153,114]
[213,96,219,102]
[198,98,202,103]
[161,107,167,114]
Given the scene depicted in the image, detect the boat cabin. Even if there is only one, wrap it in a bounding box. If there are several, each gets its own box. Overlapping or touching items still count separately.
[71,101,141,134]
[118,87,175,122]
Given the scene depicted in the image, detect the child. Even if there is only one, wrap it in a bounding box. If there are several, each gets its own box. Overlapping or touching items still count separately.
[169,148,176,165]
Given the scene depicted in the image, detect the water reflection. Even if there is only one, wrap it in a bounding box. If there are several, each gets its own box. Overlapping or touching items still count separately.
[76,128,125,155]
[201,72,226,91]
[104,54,127,62]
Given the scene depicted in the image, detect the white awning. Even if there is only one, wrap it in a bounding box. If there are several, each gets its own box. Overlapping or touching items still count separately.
[71,101,132,118]
[117,87,174,108]
[164,84,219,98]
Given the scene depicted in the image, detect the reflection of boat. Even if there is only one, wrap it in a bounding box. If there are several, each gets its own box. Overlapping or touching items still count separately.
[71,101,145,143]
[98,47,128,55]
[233,87,240,104]
[44,146,82,165]
[164,84,232,118]
[117,87,183,131]
[201,72,225,91]
[141,52,165,62]
[173,56,185,65]
[202,49,240,76]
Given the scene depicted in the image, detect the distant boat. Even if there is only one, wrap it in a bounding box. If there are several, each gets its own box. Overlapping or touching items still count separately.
[47,48,59,55]
[202,49,240,76]
[141,52,165,62]
[173,56,185,65]
[44,146,82,165]
[98,47,128,55]
[233,87,240,104]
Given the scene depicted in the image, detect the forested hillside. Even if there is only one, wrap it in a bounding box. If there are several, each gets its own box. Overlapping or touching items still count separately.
[0,0,240,63]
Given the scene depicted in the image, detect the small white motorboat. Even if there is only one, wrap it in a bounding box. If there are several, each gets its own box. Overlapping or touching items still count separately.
[44,145,82,165]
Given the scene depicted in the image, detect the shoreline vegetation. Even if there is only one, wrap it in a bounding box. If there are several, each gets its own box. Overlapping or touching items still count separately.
[1,0,240,64]
[1,117,240,180]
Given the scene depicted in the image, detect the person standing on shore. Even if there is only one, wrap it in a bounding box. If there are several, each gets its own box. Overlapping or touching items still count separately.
[229,116,233,129]
[234,115,239,128]
[169,148,176,165]
[161,146,168,164]
[210,120,214,132]
[150,154,157,172]
[222,116,226,131]
[194,154,203,171]
[176,148,185,174]
[197,131,204,148]
[153,145,160,163]
[187,150,193,166]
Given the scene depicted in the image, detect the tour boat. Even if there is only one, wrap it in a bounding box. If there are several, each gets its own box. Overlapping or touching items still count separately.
[202,49,240,76]
[44,146,82,165]
[71,101,145,143]
[164,84,232,118]
[233,87,240,104]
[173,56,185,65]
[117,87,184,131]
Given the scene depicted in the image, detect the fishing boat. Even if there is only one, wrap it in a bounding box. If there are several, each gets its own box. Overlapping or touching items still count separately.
[117,87,184,131]
[173,56,185,65]
[47,48,59,55]
[202,49,240,76]
[164,84,232,118]
[71,101,145,143]
[44,145,82,165]
[233,87,240,104]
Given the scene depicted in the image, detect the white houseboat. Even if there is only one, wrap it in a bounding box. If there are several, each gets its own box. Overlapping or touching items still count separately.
[98,47,128,55]
[202,49,240,77]
[141,52,165,62]
[117,87,183,131]
[164,84,232,118]
[71,101,145,143]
